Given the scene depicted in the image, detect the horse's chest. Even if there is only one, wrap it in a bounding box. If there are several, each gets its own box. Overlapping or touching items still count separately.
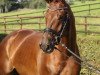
[46,52,66,74]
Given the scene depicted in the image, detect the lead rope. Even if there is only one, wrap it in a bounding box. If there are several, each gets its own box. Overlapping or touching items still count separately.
[54,43,100,74]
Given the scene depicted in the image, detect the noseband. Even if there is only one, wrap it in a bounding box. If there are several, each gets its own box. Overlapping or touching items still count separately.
[44,28,58,36]
[44,28,61,45]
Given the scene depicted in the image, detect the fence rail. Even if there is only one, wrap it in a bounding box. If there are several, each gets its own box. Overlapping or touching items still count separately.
[0,15,100,34]
[76,16,100,34]
[71,2,100,8]
[0,2,100,34]
[72,2,100,15]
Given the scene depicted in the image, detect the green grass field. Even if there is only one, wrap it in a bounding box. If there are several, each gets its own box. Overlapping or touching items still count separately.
[0,1,100,75]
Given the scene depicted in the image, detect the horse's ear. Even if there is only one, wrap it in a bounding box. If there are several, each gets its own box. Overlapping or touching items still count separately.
[45,0,53,3]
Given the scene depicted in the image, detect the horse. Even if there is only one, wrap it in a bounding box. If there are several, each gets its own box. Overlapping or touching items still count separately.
[0,0,81,75]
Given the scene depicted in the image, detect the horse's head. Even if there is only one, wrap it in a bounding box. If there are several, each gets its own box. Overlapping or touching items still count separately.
[40,0,69,53]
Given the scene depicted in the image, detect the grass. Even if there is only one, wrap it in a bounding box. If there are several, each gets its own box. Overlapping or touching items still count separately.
[77,34,100,75]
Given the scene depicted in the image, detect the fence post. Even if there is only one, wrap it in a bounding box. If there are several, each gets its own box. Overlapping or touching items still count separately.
[39,18,41,30]
[4,17,7,33]
[17,15,23,29]
[89,4,91,15]
[20,18,23,29]
[84,16,88,34]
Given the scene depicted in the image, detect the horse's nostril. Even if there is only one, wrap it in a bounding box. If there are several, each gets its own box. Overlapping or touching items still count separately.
[40,43,47,50]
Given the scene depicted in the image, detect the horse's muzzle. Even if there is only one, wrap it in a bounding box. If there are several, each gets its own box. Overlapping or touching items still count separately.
[39,42,55,53]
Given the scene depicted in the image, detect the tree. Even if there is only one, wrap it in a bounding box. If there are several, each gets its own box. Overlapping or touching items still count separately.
[0,0,46,13]
[0,0,9,13]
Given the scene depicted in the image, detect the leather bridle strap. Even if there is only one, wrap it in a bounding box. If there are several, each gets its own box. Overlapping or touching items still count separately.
[47,6,68,11]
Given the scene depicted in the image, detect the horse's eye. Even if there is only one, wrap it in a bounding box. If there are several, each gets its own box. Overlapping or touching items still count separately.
[59,8,64,11]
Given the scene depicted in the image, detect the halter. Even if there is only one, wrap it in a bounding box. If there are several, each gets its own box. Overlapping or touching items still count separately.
[44,6,69,44]
[40,6,69,53]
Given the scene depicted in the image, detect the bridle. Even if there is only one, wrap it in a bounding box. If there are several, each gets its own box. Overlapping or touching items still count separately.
[47,6,69,42]
[40,6,69,53]
[47,6,68,40]
[43,18,68,45]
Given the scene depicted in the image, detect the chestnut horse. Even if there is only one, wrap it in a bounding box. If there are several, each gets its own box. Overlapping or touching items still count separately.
[0,0,81,75]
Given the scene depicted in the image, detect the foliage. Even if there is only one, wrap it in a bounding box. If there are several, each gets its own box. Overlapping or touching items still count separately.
[0,0,46,13]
